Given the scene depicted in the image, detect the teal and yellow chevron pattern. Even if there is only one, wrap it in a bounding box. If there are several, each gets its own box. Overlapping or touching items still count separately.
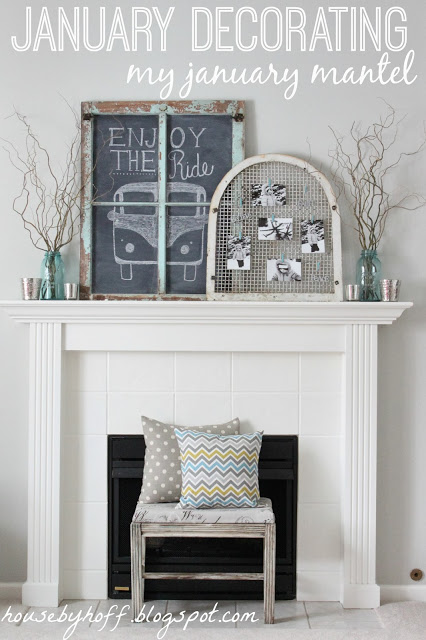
[175,429,263,509]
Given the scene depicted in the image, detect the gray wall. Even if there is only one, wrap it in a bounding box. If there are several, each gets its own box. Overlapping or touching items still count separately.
[0,0,425,588]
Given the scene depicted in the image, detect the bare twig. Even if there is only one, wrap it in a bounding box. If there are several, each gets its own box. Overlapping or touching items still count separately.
[2,105,116,253]
[329,103,426,250]
[2,109,85,252]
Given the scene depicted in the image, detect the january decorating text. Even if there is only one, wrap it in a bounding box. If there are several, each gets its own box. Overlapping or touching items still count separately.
[10,6,417,100]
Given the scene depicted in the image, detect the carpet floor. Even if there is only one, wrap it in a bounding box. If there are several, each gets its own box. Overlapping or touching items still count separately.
[0,599,425,639]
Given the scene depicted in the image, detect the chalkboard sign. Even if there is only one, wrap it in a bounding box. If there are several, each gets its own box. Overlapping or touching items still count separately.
[80,101,245,299]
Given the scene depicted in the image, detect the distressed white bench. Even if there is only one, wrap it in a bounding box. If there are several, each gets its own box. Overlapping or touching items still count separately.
[131,497,276,624]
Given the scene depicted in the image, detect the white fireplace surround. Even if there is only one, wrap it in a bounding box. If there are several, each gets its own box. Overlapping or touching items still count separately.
[2,300,411,609]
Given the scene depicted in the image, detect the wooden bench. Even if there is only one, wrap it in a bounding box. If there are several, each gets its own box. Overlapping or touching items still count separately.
[131,498,276,624]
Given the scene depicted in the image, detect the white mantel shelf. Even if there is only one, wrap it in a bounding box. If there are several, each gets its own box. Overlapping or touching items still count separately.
[1,300,412,609]
[1,300,413,325]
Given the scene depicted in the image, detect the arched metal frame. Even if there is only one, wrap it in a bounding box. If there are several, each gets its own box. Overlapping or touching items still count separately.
[206,154,343,301]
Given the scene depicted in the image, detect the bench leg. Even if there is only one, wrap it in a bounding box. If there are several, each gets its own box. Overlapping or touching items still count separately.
[264,523,276,624]
[131,523,145,622]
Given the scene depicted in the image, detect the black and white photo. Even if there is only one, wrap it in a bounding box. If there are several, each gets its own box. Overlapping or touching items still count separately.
[301,219,325,253]
[258,217,293,241]
[267,257,302,282]
[252,183,286,206]
[227,235,251,270]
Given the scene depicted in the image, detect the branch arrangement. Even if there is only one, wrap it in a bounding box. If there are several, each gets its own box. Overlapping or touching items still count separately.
[329,103,426,250]
[2,109,85,253]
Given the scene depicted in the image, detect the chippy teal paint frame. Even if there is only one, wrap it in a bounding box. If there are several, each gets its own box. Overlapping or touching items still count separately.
[80,100,245,300]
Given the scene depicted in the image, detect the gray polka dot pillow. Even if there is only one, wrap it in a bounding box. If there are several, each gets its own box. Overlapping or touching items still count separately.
[139,416,240,503]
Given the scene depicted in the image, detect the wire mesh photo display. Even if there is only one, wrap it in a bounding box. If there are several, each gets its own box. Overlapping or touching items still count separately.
[212,159,338,297]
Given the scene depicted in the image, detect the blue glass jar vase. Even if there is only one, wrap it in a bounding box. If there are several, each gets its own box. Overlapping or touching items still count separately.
[40,251,65,300]
[356,249,382,301]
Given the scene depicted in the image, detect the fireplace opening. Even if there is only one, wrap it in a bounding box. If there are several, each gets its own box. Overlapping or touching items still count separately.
[108,435,298,600]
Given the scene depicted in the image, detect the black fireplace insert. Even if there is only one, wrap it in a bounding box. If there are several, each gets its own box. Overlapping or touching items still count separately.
[108,435,298,600]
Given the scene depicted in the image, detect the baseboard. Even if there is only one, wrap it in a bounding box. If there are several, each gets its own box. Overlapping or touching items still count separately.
[0,583,23,600]
[22,581,60,607]
[62,570,107,600]
[297,571,341,601]
[343,583,380,609]
[380,584,426,603]
[3,580,424,605]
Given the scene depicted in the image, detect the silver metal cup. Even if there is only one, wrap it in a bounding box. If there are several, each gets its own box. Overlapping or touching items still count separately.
[21,278,42,300]
[380,279,401,302]
[345,284,361,301]
[64,283,79,300]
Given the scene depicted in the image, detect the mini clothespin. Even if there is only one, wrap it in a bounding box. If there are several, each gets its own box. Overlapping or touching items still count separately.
[316,260,321,272]
[281,252,285,262]
[239,230,242,240]
[304,185,308,194]
[311,214,314,223]
[272,213,275,223]
[268,177,272,187]
[240,196,243,207]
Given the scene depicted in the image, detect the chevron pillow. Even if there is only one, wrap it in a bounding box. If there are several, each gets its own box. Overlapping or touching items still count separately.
[175,429,263,509]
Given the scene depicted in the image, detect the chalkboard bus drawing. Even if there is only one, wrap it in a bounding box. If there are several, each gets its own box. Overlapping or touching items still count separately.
[80,100,245,299]
[107,182,208,282]
[167,182,208,282]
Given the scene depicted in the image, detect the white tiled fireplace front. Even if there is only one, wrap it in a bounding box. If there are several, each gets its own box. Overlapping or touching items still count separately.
[1,301,411,609]
[63,350,343,602]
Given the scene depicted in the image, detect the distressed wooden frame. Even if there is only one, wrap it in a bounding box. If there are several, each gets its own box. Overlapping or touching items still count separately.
[206,154,343,301]
[80,100,245,300]
[131,521,276,624]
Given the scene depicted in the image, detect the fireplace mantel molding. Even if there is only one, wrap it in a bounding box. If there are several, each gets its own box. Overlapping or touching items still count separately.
[1,300,412,608]
[2,300,412,324]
